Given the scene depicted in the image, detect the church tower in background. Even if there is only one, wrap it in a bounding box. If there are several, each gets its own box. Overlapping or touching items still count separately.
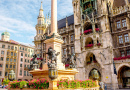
[34,2,50,58]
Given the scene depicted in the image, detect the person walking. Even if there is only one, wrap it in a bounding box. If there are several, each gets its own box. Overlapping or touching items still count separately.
[99,81,104,90]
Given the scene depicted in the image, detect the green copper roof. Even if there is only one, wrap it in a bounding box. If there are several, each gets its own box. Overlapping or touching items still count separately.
[1,31,10,36]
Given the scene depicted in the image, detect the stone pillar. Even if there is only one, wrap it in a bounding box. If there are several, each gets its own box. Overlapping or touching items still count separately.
[126,17,130,29]
[125,0,129,5]
[50,0,58,35]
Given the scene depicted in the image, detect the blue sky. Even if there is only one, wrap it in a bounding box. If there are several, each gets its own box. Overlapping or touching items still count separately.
[0,0,73,45]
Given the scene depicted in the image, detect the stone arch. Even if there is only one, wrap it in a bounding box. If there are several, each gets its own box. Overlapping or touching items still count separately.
[85,37,94,49]
[85,52,104,68]
[117,63,130,73]
[117,64,130,88]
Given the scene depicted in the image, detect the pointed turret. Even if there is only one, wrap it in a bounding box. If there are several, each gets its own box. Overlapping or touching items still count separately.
[37,1,45,25]
[66,16,68,29]
[38,1,44,18]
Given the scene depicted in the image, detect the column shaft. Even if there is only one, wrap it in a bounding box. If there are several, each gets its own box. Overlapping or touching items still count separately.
[51,0,57,34]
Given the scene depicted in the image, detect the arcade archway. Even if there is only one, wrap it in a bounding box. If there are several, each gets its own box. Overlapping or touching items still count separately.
[118,66,130,88]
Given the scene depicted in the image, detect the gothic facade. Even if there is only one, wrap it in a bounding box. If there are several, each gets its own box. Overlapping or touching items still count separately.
[72,0,130,89]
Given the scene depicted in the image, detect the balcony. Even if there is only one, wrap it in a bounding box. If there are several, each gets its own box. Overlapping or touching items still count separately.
[84,28,100,35]
[114,56,130,63]
[85,37,94,49]
[112,4,130,16]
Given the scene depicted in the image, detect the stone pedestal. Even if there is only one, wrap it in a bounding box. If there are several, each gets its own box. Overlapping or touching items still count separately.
[48,80,58,90]
[44,37,65,70]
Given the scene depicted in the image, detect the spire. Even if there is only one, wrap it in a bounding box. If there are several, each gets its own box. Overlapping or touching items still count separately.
[66,16,68,29]
[38,1,44,18]
[40,1,43,10]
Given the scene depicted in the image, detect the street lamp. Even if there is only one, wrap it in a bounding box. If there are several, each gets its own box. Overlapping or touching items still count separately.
[8,70,15,81]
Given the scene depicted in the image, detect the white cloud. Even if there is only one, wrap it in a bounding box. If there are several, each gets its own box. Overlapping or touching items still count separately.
[0,0,73,45]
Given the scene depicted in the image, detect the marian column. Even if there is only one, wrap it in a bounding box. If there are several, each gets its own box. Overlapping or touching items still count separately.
[50,0,58,35]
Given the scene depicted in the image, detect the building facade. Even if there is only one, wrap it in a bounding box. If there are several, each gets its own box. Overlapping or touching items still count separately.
[58,15,75,61]
[72,0,130,89]
[0,31,34,83]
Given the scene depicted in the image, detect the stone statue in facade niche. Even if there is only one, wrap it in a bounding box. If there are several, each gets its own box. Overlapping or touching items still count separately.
[64,53,81,68]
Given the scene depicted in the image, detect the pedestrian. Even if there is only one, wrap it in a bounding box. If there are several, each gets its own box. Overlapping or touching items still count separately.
[104,83,107,90]
[99,81,104,90]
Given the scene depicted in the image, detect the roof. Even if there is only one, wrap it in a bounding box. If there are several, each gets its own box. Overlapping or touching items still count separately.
[113,0,126,8]
[0,40,19,45]
[58,15,74,29]
[0,39,34,48]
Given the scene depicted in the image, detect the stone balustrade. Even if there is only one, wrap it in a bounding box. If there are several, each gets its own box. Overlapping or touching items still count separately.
[112,4,130,16]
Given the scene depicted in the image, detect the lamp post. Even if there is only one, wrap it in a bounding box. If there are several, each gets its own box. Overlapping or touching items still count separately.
[8,70,15,81]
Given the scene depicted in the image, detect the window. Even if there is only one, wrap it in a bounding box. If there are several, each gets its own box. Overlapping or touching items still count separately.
[21,53,23,56]
[24,65,26,67]
[118,35,123,44]
[28,60,29,63]
[1,51,4,55]
[121,51,125,57]
[25,59,26,62]
[25,54,27,57]
[71,47,74,54]
[122,19,126,27]
[71,35,73,42]
[63,48,66,56]
[21,58,23,62]
[11,46,14,50]
[39,30,40,34]
[27,65,29,68]
[24,71,26,76]
[10,59,12,62]
[20,64,22,67]
[63,37,66,43]
[127,50,130,56]
[5,72,8,76]
[23,48,24,50]
[124,34,129,43]
[6,64,8,68]
[20,70,22,75]
[27,71,29,76]
[2,45,5,48]
[28,49,30,52]
[8,46,10,49]
[13,65,15,68]
[28,54,30,57]
[116,21,121,29]
[1,57,3,61]
[15,47,17,50]
[6,58,9,61]
[11,52,13,56]
[14,59,16,62]
[20,47,21,50]
[7,52,9,55]
[0,71,2,76]
[0,64,2,67]
[14,53,17,56]
[10,65,12,68]
[25,48,27,51]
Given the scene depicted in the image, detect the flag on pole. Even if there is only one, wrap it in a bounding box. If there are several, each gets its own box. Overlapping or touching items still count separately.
[113,61,117,75]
